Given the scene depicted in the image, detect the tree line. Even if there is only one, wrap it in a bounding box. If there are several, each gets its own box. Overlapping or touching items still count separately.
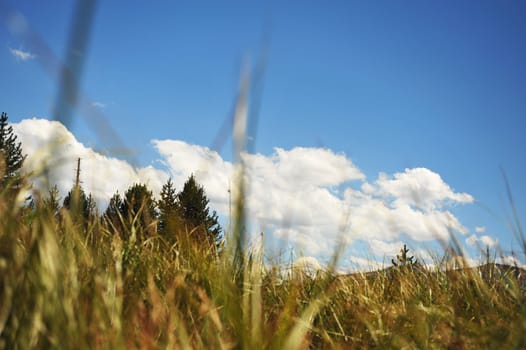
[0,112,222,252]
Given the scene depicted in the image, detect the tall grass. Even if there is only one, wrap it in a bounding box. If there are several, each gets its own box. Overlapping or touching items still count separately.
[1,175,526,349]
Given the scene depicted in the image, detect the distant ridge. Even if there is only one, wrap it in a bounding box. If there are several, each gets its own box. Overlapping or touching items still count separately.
[342,263,526,289]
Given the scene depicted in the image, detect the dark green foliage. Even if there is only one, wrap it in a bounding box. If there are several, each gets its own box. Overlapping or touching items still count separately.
[177,174,222,249]
[87,193,96,217]
[63,184,96,224]
[158,178,179,241]
[62,159,96,226]
[42,185,61,217]
[104,191,124,232]
[104,185,157,232]
[0,112,26,190]
[392,244,418,268]
[104,184,158,241]
[105,191,123,218]
[122,183,157,222]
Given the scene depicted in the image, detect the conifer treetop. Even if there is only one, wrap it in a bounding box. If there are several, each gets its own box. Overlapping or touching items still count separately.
[0,112,26,188]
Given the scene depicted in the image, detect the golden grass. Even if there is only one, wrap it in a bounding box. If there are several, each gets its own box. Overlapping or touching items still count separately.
[1,182,526,349]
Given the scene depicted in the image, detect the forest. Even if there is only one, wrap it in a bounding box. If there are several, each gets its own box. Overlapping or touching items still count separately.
[1,111,526,349]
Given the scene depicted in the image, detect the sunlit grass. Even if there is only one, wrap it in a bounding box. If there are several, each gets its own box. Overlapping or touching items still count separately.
[1,174,526,349]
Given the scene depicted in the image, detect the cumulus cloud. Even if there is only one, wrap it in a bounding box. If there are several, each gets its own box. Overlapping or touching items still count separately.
[368,239,405,257]
[347,256,387,272]
[466,234,499,248]
[466,235,478,247]
[249,147,365,188]
[153,140,473,256]
[152,139,233,215]
[9,47,35,61]
[479,235,499,248]
[496,255,525,268]
[293,256,322,275]
[13,118,168,209]
[13,118,475,262]
[373,168,473,211]
[153,141,365,255]
[345,169,472,243]
[475,226,486,233]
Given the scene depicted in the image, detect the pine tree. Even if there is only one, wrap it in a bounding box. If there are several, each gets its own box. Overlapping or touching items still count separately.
[104,191,124,233]
[158,178,180,241]
[63,186,92,216]
[62,158,96,225]
[0,112,26,190]
[121,183,157,240]
[177,174,222,249]
[42,185,61,217]
[391,244,418,268]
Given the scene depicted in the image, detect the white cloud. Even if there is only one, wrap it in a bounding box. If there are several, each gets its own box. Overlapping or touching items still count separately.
[9,47,35,61]
[345,180,470,243]
[13,118,476,262]
[13,118,169,210]
[466,234,478,247]
[152,139,233,215]
[240,149,361,249]
[413,248,435,266]
[466,234,499,248]
[346,256,387,273]
[250,147,365,188]
[373,168,473,211]
[496,255,525,268]
[479,235,499,248]
[368,239,405,257]
[91,101,107,109]
[293,256,322,275]
[153,141,365,254]
[475,226,486,233]
[154,140,473,256]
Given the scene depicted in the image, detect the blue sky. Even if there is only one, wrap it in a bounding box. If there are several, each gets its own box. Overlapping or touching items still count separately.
[1,1,526,268]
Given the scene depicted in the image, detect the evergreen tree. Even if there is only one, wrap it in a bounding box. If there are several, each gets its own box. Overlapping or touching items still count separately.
[158,178,180,241]
[63,186,91,215]
[62,158,96,225]
[86,193,97,218]
[121,183,157,240]
[62,186,97,225]
[42,185,61,217]
[177,174,222,249]
[104,191,124,232]
[391,244,418,268]
[0,112,26,190]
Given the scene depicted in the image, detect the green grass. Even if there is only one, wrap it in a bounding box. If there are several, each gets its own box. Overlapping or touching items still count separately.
[1,180,526,349]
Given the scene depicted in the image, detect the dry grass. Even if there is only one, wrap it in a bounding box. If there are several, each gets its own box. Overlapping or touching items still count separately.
[1,179,526,350]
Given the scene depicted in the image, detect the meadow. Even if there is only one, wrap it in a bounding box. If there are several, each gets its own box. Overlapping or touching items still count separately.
[1,161,525,349]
